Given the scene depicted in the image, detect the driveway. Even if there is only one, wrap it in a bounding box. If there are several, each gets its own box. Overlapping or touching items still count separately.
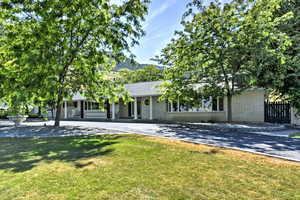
[1,120,300,162]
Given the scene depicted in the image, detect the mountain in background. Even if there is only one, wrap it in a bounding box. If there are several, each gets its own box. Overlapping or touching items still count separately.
[114,61,164,71]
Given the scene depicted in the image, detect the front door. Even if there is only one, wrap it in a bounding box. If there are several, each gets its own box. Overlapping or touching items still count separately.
[128,99,142,119]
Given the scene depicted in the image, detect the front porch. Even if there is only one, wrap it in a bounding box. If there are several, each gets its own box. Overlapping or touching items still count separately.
[58,96,157,121]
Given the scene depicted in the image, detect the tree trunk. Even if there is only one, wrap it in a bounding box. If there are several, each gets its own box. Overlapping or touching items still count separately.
[54,103,62,126]
[38,106,41,116]
[51,108,54,119]
[227,94,232,122]
[54,94,64,127]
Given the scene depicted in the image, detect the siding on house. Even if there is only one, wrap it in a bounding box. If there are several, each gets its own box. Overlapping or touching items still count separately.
[125,81,162,97]
[84,111,106,119]
[165,89,265,123]
[166,111,226,122]
[228,89,265,123]
[291,108,300,126]
[152,96,168,120]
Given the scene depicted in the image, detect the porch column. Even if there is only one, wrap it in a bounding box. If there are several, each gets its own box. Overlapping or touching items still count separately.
[81,101,85,119]
[134,97,138,120]
[112,101,116,120]
[177,98,180,112]
[149,96,153,120]
[217,97,219,111]
[210,96,213,111]
[171,101,174,112]
[64,101,67,119]
[77,100,81,112]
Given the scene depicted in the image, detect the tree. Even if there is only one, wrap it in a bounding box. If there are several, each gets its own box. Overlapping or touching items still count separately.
[0,0,149,126]
[158,0,291,122]
[256,0,300,112]
[118,65,164,83]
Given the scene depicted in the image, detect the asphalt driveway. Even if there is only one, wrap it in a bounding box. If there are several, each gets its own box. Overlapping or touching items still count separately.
[1,120,300,162]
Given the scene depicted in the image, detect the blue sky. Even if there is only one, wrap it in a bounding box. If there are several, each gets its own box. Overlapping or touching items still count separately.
[131,0,230,65]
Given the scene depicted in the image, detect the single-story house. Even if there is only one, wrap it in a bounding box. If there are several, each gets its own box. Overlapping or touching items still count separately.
[53,81,267,123]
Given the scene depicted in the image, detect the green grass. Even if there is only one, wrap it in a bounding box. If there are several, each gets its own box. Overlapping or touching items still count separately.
[290,132,300,138]
[0,135,299,200]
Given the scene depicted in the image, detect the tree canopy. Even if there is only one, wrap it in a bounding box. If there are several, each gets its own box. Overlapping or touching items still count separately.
[256,0,300,112]
[118,65,164,83]
[0,0,149,125]
[158,0,292,121]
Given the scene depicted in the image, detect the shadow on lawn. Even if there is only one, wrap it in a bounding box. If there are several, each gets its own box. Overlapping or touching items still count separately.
[0,125,125,138]
[0,135,120,173]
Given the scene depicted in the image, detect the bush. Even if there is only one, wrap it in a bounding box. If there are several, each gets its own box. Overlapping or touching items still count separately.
[0,113,8,119]
[0,110,8,119]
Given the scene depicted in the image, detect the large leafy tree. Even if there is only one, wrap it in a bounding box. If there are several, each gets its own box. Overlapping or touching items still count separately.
[159,0,291,122]
[118,65,164,83]
[0,0,149,126]
[257,0,300,112]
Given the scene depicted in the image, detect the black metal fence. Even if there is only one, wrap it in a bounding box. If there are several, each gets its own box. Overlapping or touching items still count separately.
[264,101,291,124]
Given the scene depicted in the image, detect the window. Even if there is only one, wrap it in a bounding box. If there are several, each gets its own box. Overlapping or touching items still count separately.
[212,98,218,111]
[167,96,224,112]
[144,99,150,106]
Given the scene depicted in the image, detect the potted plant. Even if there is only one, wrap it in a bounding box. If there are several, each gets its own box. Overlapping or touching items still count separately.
[7,104,28,126]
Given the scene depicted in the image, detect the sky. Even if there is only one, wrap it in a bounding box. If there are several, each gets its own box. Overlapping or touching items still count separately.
[131,0,231,65]
[131,0,186,65]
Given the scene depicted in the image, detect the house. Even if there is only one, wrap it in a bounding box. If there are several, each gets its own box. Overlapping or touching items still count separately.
[55,81,267,123]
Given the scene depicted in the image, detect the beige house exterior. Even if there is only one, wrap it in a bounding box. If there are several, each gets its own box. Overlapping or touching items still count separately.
[291,108,300,126]
[53,81,267,123]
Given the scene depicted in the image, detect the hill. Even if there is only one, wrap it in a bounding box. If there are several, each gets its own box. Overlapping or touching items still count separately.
[114,61,164,71]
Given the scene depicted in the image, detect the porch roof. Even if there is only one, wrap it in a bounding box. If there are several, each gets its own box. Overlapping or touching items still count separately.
[71,93,86,101]
[124,81,163,97]
[69,81,163,101]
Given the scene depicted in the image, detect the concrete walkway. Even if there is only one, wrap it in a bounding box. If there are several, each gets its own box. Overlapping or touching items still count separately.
[0,120,300,162]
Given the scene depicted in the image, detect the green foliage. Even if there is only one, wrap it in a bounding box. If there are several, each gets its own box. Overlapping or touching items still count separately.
[158,0,292,121]
[118,65,164,83]
[289,132,300,138]
[0,59,36,115]
[0,109,7,119]
[0,0,149,125]
[256,0,300,113]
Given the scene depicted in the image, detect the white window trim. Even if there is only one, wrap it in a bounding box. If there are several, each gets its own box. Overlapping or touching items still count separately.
[167,96,225,113]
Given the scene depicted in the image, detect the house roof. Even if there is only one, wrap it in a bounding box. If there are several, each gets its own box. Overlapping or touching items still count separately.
[71,93,87,101]
[70,81,163,101]
[125,81,163,97]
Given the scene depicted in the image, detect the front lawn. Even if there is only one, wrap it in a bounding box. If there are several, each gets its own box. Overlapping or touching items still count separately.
[0,135,299,200]
[290,132,300,138]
